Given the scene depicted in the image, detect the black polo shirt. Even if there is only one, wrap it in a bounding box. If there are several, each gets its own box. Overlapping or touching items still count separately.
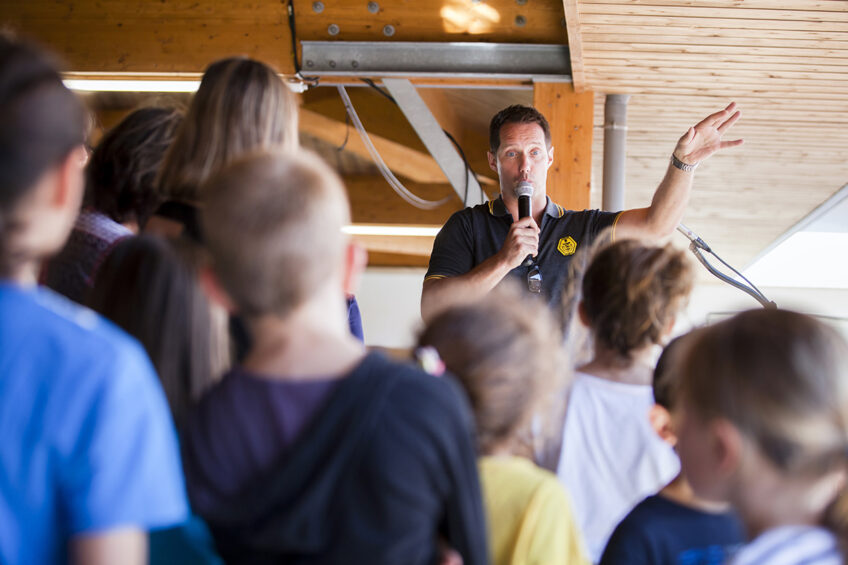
[425,196,621,309]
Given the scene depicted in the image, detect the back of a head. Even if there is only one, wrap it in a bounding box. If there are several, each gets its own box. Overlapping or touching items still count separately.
[89,234,218,425]
[0,34,86,275]
[652,335,688,411]
[84,106,183,227]
[582,239,694,359]
[679,309,848,476]
[418,282,567,456]
[202,149,349,319]
[156,57,298,202]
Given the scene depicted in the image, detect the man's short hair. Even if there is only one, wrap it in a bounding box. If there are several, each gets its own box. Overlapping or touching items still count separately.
[488,105,551,154]
[201,150,350,319]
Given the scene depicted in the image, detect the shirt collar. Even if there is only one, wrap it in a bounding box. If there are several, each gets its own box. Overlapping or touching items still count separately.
[488,195,564,219]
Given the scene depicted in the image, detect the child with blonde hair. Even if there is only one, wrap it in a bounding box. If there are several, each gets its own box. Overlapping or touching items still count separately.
[419,283,587,565]
[675,309,848,565]
[181,150,487,565]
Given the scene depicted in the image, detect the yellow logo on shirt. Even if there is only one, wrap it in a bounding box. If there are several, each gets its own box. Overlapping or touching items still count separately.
[557,236,577,256]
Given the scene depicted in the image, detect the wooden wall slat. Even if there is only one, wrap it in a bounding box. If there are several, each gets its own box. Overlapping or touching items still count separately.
[580,0,848,11]
[534,82,594,210]
[579,5,848,21]
[579,14,848,31]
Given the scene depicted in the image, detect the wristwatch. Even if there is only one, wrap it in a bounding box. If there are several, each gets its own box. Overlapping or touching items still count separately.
[671,153,698,172]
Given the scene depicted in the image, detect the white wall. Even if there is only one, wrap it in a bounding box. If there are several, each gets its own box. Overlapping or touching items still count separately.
[678,283,848,339]
[357,267,427,349]
[356,268,848,348]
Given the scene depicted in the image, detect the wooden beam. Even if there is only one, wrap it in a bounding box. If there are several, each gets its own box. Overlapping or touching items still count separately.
[561,0,586,92]
[302,109,445,185]
[301,109,497,186]
[344,176,462,225]
[2,1,295,74]
[293,0,566,44]
[351,234,435,257]
[534,82,594,210]
[366,252,431,268]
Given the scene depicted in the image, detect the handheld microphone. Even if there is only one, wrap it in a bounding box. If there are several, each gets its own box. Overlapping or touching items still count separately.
[676,223,710,251]
[516,182,534,267]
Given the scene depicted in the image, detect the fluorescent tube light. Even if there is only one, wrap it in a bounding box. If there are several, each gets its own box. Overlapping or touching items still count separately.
[342,225,441,237]
[63,79,202,93]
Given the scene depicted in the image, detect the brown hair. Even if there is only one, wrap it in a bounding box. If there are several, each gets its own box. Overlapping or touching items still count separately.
[156,57,298,202]
[201,149,349,319]
[581,239,694,359]
[84,106,183,227]
[489,104,551,154]
[652,335,687,410]
[677,309,848,551]
[0,34,87,276]
[89,235,228,426]
[417,282,569,458]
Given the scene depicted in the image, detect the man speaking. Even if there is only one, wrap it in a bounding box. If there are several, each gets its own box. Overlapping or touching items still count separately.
[421,103,742,321]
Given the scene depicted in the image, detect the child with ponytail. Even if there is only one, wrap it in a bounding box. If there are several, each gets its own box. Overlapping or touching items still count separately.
[675,309,848,564]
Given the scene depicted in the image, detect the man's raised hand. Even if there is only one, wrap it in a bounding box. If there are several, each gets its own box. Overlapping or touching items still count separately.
[674,102,743,166]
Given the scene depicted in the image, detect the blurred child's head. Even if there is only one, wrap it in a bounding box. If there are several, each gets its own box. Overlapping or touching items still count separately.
[580,239,693,360]
[648,335,688,447]
[89,235,229,425]
[0,34,88,276]
[675,309,848,516]
[84,106,183,229]
[201,150,357,320]
[417,282,568,457]
[156,56,298,203]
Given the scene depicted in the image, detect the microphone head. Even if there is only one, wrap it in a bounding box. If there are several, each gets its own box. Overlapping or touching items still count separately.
[515,181,534,198]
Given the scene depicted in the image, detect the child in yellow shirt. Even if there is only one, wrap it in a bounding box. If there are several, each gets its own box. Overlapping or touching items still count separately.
[419,284,588,565]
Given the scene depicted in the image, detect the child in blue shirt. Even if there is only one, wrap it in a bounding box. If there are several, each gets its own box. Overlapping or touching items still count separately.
[0,35,188,565]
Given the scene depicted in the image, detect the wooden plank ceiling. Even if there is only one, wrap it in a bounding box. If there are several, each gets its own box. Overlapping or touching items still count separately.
[571,0,848,269]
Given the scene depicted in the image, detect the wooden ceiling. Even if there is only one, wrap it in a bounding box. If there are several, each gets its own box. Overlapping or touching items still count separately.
[5,0,848,270]
[573,0,848,268]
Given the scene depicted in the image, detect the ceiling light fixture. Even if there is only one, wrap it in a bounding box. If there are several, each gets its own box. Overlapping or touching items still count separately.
[342,225,441,237]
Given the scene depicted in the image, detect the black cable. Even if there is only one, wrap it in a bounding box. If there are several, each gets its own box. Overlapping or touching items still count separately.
[337,113,351,152]
[688,244,776,309]
[710,251,768,298]
[360,78,396,104]
[287,0,320,86]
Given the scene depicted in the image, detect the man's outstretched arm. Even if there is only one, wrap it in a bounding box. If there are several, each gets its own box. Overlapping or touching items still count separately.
[617,102,743,240]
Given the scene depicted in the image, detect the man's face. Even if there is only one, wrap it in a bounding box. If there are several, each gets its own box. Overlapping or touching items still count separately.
[487,121,554,203]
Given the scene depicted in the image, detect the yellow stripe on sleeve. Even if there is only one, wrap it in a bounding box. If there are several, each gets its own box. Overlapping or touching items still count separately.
[611,211,624,242]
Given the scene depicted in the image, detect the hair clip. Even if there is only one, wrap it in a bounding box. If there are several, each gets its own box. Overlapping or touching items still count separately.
[415,346,445,377]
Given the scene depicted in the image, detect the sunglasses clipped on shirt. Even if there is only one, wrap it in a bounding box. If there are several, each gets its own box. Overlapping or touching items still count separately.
[527,262,542,294]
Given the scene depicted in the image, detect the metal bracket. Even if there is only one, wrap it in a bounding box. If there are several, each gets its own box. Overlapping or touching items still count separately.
[382,78,484,207]
[301,41,571,80]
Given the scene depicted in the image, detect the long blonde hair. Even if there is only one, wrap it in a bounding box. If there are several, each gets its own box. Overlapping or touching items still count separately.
[156,56,298,202]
